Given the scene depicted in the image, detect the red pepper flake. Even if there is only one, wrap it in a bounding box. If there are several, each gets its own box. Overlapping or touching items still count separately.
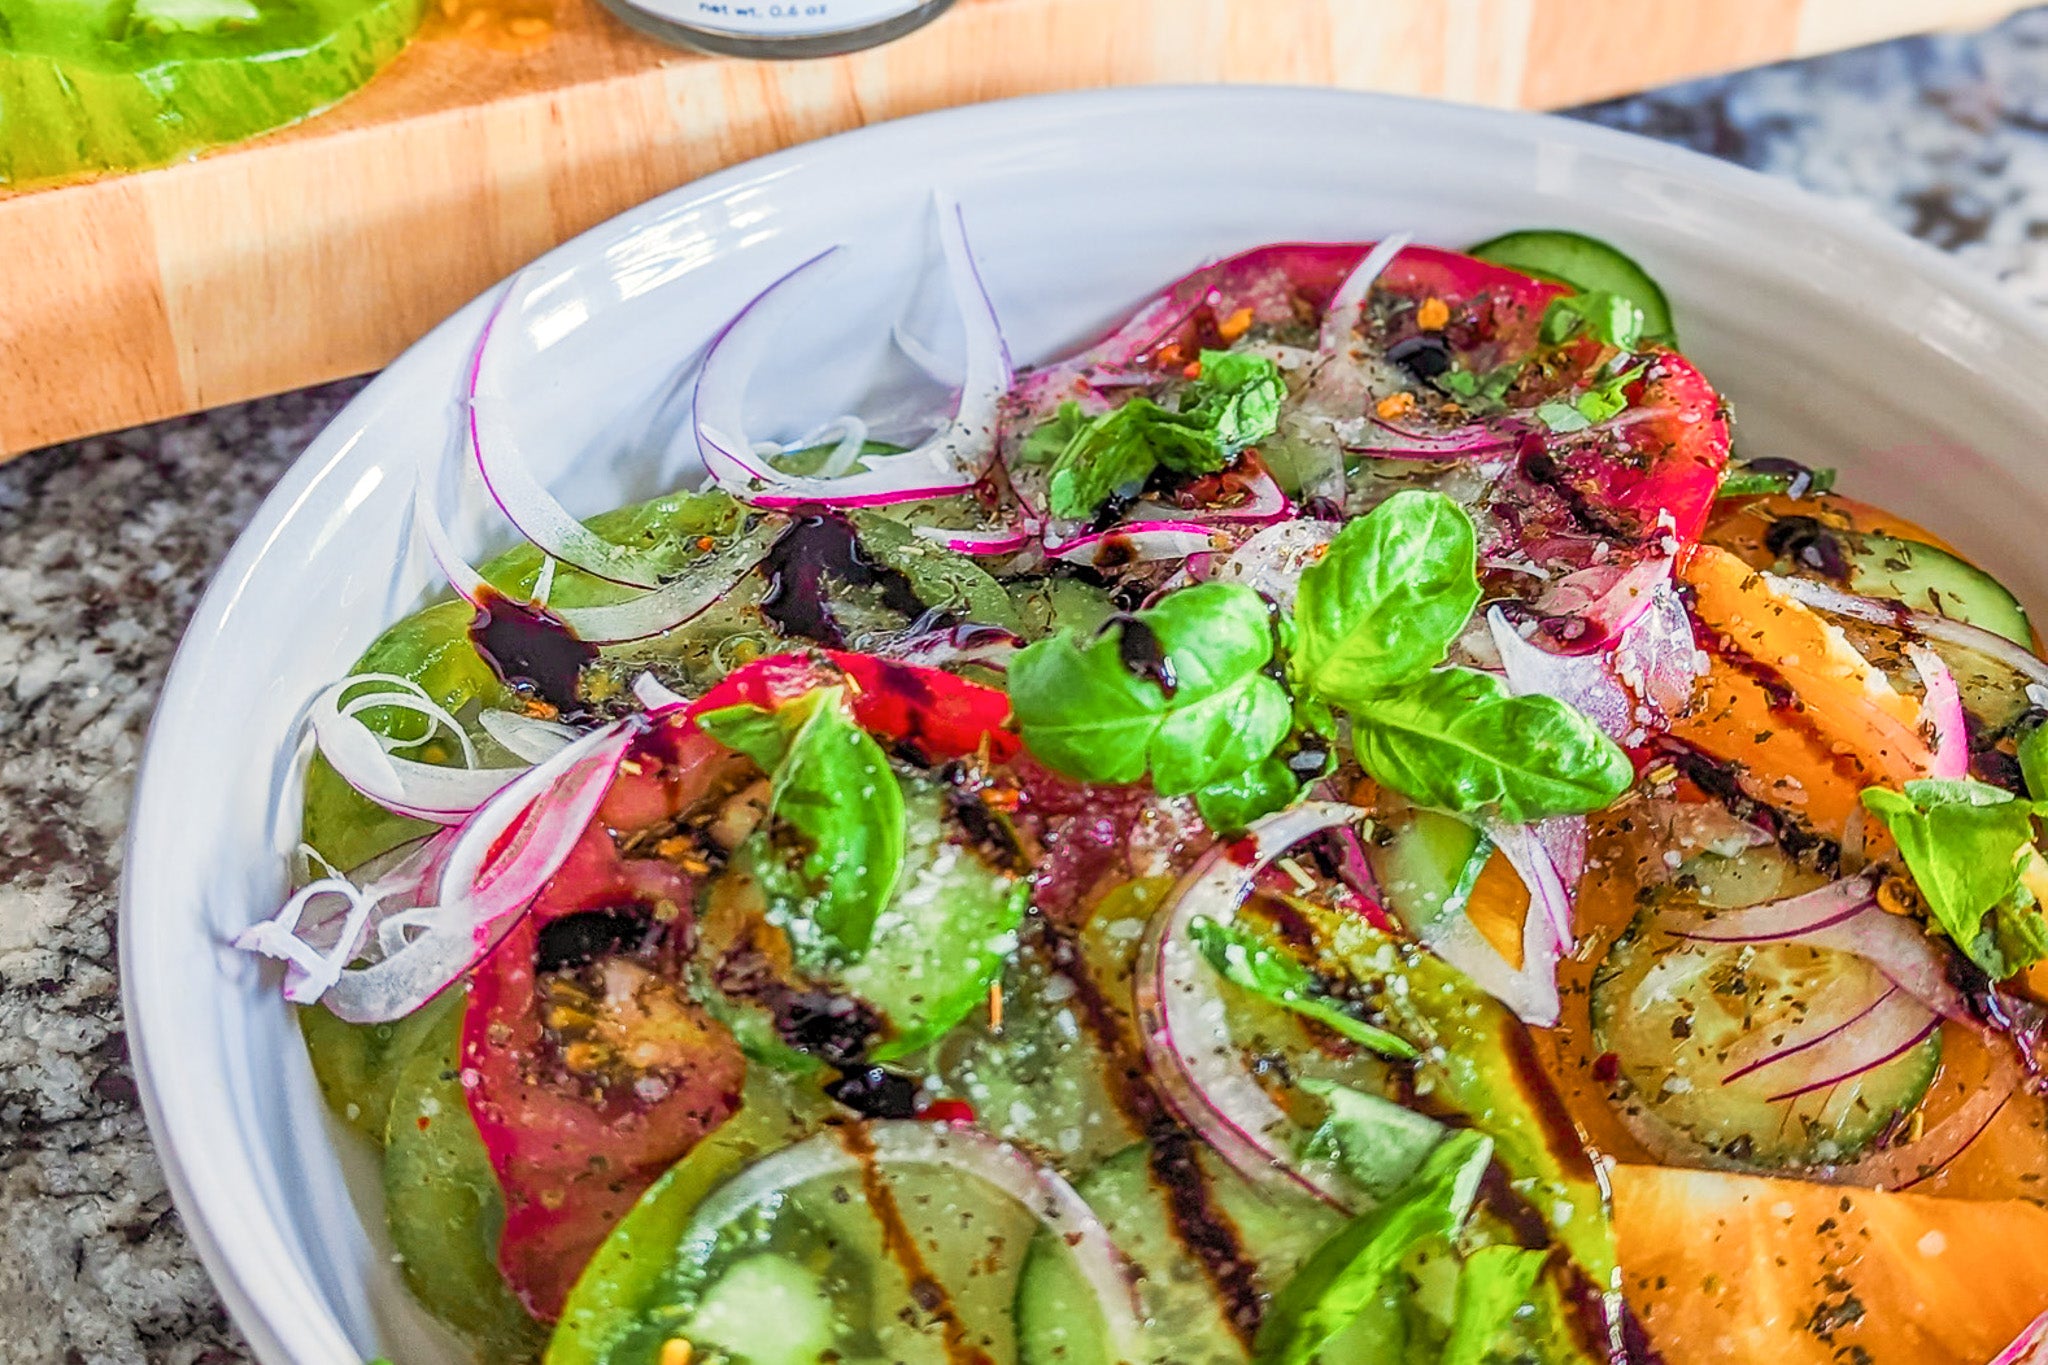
[1182,360,1203,380]
[1224,835,1260,867]
[919,1098,977,1124]
[1592,1051,1622,1084]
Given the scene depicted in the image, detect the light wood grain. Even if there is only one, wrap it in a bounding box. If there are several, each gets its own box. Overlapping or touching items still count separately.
[0,0,2025,457]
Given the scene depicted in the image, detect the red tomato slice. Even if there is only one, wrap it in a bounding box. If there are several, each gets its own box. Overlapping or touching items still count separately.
[461,649,1017,1316]
[462,829,744,1319]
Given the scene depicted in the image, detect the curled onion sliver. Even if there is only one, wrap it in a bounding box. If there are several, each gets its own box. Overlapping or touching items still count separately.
[912,524,1032,555]
[1769,573,2048,690]
[1211,519,1340,612]
[1135,801,1372,1208]
[233,833,454,1004]
[631,671,690,715]
[694,196,1010,509]
[679,1122,1143,1353]
[240,719,639,1023]
[1045,520,1228,567]
[476,708,582,764]
[468,283,664,589]
[1315,233,1411,355]
[310,676,528,824]
[1908,642,1970,779]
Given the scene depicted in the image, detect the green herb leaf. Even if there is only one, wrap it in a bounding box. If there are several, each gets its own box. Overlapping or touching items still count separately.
[1194,756,1302,833]
[1184,349,1287,453]
[696,702,793,773]
[1349,667,1633,822]
[1009,582,1288,793]
[1253,1130,1495,1365]
[1189,917,1418,1060]
[1433,363,1520,415]
[1716,465,1839,500]
[1298,1078,1444,1198]
[1442,1244,1552,1365]
[1539,291,1645,351]
[1018,400,1088,467]
[1534,400,1592,434]
[1042,398,1216,520]
[758,687,906,960]
[1860,778,2048,979]
[1293,490,1480,701]
[2021,721,2048,804]
[1535,360,1645,434]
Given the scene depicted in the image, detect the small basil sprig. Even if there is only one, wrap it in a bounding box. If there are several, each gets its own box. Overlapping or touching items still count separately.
[1861,778,2048,980]
[1539,290,1645,351]
[698,687,905,961]
[1535,360,1646,435]
[1024,350,1286,520]
[1295,490,1632,823]
[1189,917,1418,1061]
[1253,1129,1495,1365]
[1007,581,1291,796]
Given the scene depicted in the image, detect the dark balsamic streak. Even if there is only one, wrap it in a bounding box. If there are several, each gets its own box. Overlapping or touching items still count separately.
[838,1122,996,1365]
[1041,923,1266,1344]
[469,589,597,711]
[759,508,931,647]
[1114,616,1178,696]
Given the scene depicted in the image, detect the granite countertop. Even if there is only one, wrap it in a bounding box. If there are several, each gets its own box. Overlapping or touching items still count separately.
[8,12,2048,1360]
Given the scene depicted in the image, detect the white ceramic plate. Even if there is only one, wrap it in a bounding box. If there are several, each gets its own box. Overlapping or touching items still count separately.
[122,86,2048,1365]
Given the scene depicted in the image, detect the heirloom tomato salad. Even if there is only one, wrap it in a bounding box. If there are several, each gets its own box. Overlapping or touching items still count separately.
[240,210,2048,1365]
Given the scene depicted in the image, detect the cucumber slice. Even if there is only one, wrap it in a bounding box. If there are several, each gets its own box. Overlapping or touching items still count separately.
[1015,1142,1343,1365]
[1590,896,1942,1169]
[1846,530,2031,649]
[1465,229,1676,344]
[1364,808,1492,938]
[298,988,460,1144]
[684,1255,841,1365]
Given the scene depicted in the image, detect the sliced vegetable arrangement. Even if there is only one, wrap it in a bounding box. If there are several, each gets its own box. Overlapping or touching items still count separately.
[238,210,2048,1364]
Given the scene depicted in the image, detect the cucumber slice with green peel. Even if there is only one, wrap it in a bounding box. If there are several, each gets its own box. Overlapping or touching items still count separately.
[1465,229,1677,344]
[683,1256,841,1364]
[1015,1142,1344,1365]
[1,0,427,186]
[1364,808,1492,939]
[1590,906,1942,1169]
[1846,530,2031,648]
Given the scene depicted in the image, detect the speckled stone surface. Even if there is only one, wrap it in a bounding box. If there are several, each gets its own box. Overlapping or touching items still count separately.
[7,13,2048,1361]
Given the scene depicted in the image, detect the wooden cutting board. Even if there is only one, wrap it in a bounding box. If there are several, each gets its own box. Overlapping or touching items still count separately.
[0,0,2023,459]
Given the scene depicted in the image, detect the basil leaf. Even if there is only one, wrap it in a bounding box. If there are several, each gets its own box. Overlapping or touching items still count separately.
[1293,490,1480,700]
[1194,756,1301,833]
[1009,581,1288,794]
[1189,917,1418,1060]
[1442,1244,1551,1365]
[1185,349,1286,454]
[2022,720,2048,804]
[1019,400,1088,466]
[1298,1078,1443,1199]
[1253,1129,1494,1365]
[1349,667,1633,822]
[697,702,792,772]
[846,511,1024,633]
[1041,398,1220,520]
[1540,291,1645,351]
[1861,779,2048,979]
[762,688,906,961]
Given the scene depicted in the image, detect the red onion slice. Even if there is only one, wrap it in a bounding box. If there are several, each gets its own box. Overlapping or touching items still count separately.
[1825,1038,2021,1190]
[1135,801,1370,1207]
[1210,519,1341,612]
[1721,980,1898,1085]
[694,197,1011,509]
[1768,573,2048,690]
[476,708,582,764]
[309,676,529,824]
[1991,1308,2048,1365]
[1489,607,1639,745]
[233,831,455,1005]
[1045,520,1231,567]
[1908,642,1970,779]
[239,719,639,1023]
[412,454,780,645]
[679,1122,1143,1353]
[1416,868,1566,1028]
[1665,877,1971,1023]
[467,282,666,589]
[1750,986,1941,1103]
[880,625,1023,672]
[1483,817,1580,956]
[911,524,1032,555]
[631,671,690,716]
[1315,233,1411,354]
[1347,416,1520,460]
